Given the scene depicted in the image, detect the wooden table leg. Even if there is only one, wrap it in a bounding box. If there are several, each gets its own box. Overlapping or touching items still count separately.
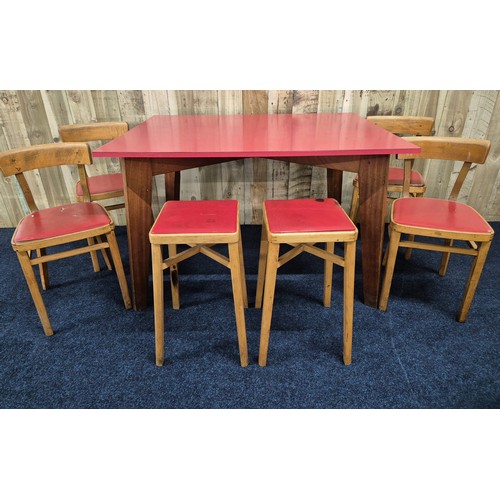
[165,171,180,201]
[123,158,154,310]
[327,169,343,203]
[357,155,389,307]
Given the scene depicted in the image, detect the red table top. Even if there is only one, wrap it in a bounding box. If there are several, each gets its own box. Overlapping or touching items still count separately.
[92,113,421,159]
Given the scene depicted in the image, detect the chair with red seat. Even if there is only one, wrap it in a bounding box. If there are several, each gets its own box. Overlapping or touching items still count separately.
[58,121,128,211]
[379,136,494,322]
[149,200,248,367]
[58,121,129,272]
[349,115,434,223]
[255,198,358,366]
[0,143,132,336]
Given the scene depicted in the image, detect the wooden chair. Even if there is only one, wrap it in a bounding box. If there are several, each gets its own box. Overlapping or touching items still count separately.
[149,200,248,367]
[58,121,128,211]
[255,198,358,366]
[379,136,494,322]
[0,143,132,336]
[59,121,128,272]
[349,115,434,223]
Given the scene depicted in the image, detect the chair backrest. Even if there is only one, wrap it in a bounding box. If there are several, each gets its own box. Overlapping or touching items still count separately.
[58,122,129,143]
[0,143,92,212]
[367,115,434,136]
[397,137,491,200]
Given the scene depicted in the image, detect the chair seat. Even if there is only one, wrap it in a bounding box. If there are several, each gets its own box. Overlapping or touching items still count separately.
[265,198,356,234]
[150,200,239,235]
[393,198,493,234]
[76,173,123,196]
[387,167,425,186]
[13,202,112,243]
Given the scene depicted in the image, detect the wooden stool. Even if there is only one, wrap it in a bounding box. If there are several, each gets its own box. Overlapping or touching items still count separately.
[255,198,358,366]
[149,200,248,367]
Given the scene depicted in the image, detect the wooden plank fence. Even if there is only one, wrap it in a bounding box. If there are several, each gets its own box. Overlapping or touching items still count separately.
[0,89,499,227]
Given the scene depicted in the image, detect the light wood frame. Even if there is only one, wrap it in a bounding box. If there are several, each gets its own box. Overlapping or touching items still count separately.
[255,202,358,366]
[0,143,132,336]
[149,203,248,367]
[378,136,494,322]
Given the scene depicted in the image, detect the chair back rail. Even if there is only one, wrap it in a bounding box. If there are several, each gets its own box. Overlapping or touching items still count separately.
[367,115,434,136]
[0,143,92,212]
[397,137,491,200]
[59,122,129,142]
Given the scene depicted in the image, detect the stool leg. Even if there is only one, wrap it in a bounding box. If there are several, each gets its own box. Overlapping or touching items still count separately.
[255,224,268,309]
[168,244,180,309]
[343,240,356,365]
[258,242,280,367]
[323,242,335,307]
[238,235,248,308]
[228,241,248,367]
[152,243,165,366]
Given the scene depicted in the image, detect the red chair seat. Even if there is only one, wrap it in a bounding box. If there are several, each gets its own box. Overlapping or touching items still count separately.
[76,173,123,196]
[265,198,356,233]
[393,198,493,234]
[13,202,112,243]
[387,167,425,186]
[150,200,239,235]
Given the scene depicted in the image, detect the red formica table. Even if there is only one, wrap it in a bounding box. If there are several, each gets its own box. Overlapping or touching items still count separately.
[93,113,420,310]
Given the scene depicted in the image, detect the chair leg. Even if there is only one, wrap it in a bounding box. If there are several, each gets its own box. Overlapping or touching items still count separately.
[403,193,424,261]
[323,242,335,307]
[87,237,101,272]
[255,224,269,309]
[349,181,360,224]
[105,230,132,310]
[403,234,416,261]
[168,244,180,310]
[228,241,249,367]
[95,235,113,271]
[439,239,453,276]
[378,228,402,312]
[457,240,492,322]
[36,247,49,290]
[152,243,165,366]
[258,242,280,367]
[343,240,356,365]
[16,250,54,336]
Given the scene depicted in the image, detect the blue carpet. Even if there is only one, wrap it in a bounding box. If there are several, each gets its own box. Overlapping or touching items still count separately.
[0,223,498,408]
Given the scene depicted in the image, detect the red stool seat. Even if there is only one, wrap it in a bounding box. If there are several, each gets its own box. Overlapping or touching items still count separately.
[393,198,493,234]
[265,198,357,234]
[150,200,239,235]
[13,202,112,243]
[76,173,123,197]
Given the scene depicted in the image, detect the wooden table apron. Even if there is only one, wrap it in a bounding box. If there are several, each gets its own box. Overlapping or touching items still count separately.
[121,153,389,310]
